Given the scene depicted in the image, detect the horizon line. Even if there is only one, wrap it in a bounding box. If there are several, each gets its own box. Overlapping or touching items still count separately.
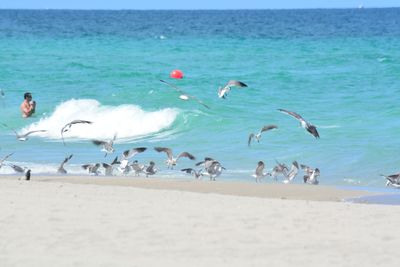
[0,7,400,11]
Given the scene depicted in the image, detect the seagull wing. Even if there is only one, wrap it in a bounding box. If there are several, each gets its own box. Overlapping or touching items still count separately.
[70,119,93,125]
[224,80,248,88]
[92,140,107,146]
[277,109,305,122]
[188,95,210,109]
[177,152,196,161]
[248,133,254,147]
[1,152,14,163]
[181,168,195,175]
[23,130,47,137]
[1,123,18,136]
[122,147,147,159]
[160,79,185,94]
[260,125,278,133]
[154,147,173,160]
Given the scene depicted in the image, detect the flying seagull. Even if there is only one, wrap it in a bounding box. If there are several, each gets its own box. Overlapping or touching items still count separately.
[277,109,320,138]
[252,161,269,183]
[61,119,93,145]
[0,152,14,168]
[381,173,400,188]
[218,80,248,99]
[283,161,299,184]
[159,79,210,109]
[92,134,117,157]
[248,125,278,147]
[154,147,196,169]
[57,154,73,174]
[1,123,46,141]
[271,161,289,181]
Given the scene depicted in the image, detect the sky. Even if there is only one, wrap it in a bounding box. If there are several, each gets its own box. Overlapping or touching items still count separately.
[1,0,400,10]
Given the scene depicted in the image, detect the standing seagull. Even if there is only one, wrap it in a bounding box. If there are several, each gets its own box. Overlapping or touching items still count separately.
[301,164,320,185]
[0,152,14,168]
[57,154,73,174]
[277,109,320,138]
[92,134,117,157]
[248,125,278,147]
[1,123,46,141]
[61,120,93,145]
[159,79,210,109]
[196,157,225,181]
[218,80,248,99]
[154,147,196,169]
[252,161,269,183]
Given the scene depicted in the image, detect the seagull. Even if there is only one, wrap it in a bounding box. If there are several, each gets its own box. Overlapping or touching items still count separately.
[277,109,320,138]
[181,168,203,179]
[57,154,73,174]
[82,163,101,176]
[101,156,119,176]
[92,134,117,157]
[248,125,278,147]
[159,79,210,109]
[381,173,400,188]
[24,169,31,181]
[1,123,46,141]
[252,161,269,183]
[144,161,157,177]
[271,161,289,181]
[61,120,93,145]
[218,80,247,99]
[0,152,14,168]
[196,157,225,181]
[131,160,146,176]
[301,164,320,185]
[9,163,30,181]
[121,147,147,160]
[154,147,196,169]
[283,161,299,184]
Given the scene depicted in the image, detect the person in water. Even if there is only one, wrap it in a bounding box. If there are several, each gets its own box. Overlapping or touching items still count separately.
[20,92,36,118]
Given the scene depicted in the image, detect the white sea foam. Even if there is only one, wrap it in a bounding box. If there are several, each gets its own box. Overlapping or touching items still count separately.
[21,99,179,142]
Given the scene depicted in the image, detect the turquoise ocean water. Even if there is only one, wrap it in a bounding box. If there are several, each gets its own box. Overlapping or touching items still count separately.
[0,9,400,188]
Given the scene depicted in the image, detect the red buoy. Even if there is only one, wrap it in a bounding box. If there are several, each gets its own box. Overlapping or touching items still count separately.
[170,69,184,79]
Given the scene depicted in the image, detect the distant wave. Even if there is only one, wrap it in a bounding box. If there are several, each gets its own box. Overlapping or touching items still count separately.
[318,125,341,129]
[21,99,179,142]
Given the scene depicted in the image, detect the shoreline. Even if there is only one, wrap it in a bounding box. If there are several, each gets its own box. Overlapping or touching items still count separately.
[0,174,387,203]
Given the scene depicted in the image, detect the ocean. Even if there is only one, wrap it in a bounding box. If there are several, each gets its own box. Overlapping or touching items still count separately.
[0,9,399,188]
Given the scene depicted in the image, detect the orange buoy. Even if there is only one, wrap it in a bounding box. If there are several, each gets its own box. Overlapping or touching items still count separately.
[170,69,184,79]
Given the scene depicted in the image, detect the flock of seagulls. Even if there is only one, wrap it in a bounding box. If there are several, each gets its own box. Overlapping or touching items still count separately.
[0,80,396,189]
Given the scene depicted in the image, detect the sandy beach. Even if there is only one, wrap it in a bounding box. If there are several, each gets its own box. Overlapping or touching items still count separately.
[0,176,399,267]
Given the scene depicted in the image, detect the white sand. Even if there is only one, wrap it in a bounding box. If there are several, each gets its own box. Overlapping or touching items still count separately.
[0,178,399,267]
